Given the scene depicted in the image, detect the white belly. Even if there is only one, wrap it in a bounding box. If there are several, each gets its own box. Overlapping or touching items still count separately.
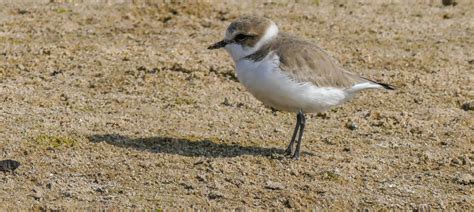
[235,54,350,113]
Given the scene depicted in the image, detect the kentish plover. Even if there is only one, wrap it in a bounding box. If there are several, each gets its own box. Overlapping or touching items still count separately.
[209,16,394,159]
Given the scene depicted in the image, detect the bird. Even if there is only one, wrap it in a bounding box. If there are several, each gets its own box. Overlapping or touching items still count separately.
[208,16,394,159]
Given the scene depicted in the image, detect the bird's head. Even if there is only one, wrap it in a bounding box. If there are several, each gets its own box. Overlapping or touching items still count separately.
[208,16,279,62]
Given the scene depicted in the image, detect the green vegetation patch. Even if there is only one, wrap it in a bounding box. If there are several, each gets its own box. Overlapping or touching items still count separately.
[55,8,72,13]
[321,171,346,183]
[33,135,76,148]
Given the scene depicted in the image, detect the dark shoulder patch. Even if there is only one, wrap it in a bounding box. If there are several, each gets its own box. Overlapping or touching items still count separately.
[244,43,273,62]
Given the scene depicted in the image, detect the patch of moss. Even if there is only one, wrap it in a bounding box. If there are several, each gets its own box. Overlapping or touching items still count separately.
[321,171,345,183]
[33,135,76,148]
[72,104,96,113]
[55,8,72,13]
[0,36,24,44]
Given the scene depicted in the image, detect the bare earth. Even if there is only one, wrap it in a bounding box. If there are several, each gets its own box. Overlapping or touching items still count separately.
[0,0,473,210]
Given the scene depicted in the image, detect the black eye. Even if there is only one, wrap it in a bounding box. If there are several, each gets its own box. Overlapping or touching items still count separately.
[234,34,248,42]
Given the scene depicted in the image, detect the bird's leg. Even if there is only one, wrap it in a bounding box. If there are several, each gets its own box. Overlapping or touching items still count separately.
[285,112,301,156]
[292,111,306,160]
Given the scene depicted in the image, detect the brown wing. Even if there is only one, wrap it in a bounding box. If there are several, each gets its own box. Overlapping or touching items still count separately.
[274,34,367,88]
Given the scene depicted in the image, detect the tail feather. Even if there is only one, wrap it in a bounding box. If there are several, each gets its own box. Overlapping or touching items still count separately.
[374,81,395,90]
[362,77,395,90]
[346,79,395,94]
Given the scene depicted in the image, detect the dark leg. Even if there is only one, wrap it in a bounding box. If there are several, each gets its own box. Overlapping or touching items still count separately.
[292,111,306,160]
[285,112,301,156]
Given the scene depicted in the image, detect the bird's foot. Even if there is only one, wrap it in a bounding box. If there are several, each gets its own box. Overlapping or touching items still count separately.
[284,147,293,156]
[291,152,300,160]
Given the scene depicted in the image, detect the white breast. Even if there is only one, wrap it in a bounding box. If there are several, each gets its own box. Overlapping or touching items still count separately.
[235,53,351,113]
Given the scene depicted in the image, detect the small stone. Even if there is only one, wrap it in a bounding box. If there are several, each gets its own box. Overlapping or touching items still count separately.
[62,191,73,198]
[345,121,358,130]
[235,207,247,212]
[136,66,147,71]
[31,188,43,200]
[41,49,51,55]
[0,159,21,172]
[222,97,231,106]
[270,107,278,115]
[193,160,205,166]
[50,70,62,76]
[148,67,159,74]
[456,156,467,165]
[264,180,285,190]
[17,64,26,71]
[461,156,472,166]
[285,199,296,208]
[208,190,224,199]
[410,127,423,134]
[455,173,473,185]
[17,9,30,14]
[461,101,473,111]
[270,152,284,159]
[442,0,457,6]
[180,182,194,190]
[60,93,68,101]
[196,174,207,182]
[451,158,462,165]
[442,14,453,19]
[316,112,330,119]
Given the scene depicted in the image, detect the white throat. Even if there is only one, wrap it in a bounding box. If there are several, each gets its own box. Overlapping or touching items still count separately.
[224,23,279,62]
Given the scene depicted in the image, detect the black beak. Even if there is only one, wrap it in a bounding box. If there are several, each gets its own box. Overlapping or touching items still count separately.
[208,40,228,50]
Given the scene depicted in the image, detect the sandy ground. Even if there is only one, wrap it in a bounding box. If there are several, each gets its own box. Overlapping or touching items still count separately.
[0,0,473,210]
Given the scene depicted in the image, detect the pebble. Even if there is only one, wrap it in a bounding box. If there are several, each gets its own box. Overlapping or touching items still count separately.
[62,191,73,198]
[461,101,473,111]
[451,158,461,165]
[442,0,457,6]
[285,198,297,208]
[16,64,27,71]
[31,188,43,200]
[345,121,358,130]
[273,128,283,133]
[196,174,207,182]
[208,190,225,199]
[181,182,194,190]
[455,173,473,185]
[222,97,231,106]
[343,146,352,152]
[0,159,21,172]
[264,181,285,190]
